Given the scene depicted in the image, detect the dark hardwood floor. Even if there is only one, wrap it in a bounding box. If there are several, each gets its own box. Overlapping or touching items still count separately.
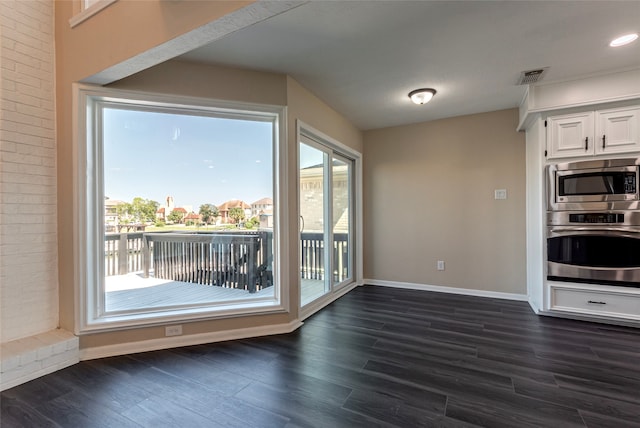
[2,285,640,427]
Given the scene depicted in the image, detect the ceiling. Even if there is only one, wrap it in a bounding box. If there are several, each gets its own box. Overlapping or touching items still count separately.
[178,1,640,131]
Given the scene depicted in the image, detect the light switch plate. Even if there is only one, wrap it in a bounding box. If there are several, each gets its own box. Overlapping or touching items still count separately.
[494,189,507,200]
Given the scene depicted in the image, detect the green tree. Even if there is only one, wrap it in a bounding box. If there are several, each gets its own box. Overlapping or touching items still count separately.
[229,207,245,224]
[117,197,159,224]
[116,203,133,224]
[199,204,219,225]
[167,209,184,224]
[132,197,159,223]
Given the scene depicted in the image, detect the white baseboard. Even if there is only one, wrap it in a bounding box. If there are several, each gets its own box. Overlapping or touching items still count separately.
[528,297,541,314]
[80,319,303,361]
[364,279,528,301]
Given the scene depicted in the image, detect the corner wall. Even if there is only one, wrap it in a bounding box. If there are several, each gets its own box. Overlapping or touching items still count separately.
[363,109,526,296]
[0,0,58,342]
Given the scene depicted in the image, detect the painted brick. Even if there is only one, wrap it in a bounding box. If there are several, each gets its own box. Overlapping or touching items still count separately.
[46,350,77,368]
[0,354,20,373]
[1,360,43,384]
[1,0,57,344]
[0,330,78,391]
[1,360,44,385]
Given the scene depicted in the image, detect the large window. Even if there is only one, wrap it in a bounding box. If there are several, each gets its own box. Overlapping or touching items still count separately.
[75,85,287,332]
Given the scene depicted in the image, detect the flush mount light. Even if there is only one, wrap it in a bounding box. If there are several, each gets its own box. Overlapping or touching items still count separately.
[408,88,437,105]
[610,33,638,47]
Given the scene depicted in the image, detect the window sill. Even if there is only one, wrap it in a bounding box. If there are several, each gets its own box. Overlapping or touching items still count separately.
[79,300,288,334]
[69,0,118,28]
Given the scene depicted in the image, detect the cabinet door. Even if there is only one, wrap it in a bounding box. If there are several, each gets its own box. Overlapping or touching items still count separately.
[546,112,594,159]
[595,107,640,156]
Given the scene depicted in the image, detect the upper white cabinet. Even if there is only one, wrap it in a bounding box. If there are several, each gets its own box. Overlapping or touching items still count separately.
[595,106,640,156]
[546,106,640,160]
[546,112,594,159]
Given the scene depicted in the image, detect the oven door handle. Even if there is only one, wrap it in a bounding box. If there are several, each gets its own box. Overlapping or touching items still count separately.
[548,227,640,238]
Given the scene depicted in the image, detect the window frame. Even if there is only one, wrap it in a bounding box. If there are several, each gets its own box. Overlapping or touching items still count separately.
[297,121,363,319]
[73,84,289,334]
[69,0,118,28]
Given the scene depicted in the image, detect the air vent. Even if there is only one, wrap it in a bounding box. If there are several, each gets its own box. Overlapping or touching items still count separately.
[517,67,549,85]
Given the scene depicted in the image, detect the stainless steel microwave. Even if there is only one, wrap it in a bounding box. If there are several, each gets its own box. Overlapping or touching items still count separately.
[547,158,640,211]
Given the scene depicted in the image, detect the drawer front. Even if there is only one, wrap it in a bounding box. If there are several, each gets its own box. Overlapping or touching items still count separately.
[550,287,640,320]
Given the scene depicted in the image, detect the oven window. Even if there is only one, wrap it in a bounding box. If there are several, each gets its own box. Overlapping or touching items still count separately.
[558,172,636,196]
[548,235,640,268]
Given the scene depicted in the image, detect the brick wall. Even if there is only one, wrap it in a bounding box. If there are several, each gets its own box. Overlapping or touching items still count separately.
[0,0,58,343]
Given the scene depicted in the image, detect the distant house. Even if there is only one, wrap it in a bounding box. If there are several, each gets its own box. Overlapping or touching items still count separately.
[218,199,251,224]
[156,196,191,222]
[104,199,125,233]
[155,207,166,221]
[169,207,188,223]
[259,213,273,229]
[251,197,273,217]
[184,212,201,224]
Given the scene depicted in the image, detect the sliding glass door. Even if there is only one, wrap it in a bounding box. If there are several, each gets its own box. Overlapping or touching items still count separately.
[332,154,352,285]
[299,134,354,307]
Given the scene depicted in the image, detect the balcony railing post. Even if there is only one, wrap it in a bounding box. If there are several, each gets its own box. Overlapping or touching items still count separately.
[248,238,256,293]
[142,234,150,278]
[118,233,128,275]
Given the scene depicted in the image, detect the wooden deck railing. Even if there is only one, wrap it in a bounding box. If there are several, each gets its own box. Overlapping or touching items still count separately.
[104,232,145,276]
[143,232,272,293]
[104,230,349,288]
[300,232,349,283]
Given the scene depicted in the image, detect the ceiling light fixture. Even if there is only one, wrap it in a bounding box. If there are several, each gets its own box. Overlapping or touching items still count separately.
[609,33,638,47]
[409,88,436,105]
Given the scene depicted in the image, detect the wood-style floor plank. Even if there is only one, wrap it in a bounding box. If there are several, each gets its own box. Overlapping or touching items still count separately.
[2,285,640,427]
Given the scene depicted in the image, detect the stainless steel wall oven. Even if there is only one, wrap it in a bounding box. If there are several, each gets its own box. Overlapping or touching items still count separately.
[546,158,640,288]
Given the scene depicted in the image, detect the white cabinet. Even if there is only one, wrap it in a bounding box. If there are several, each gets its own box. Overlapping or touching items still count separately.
[546,106,640,160]
[595,106,640,155]
[546,112,594,159]
[549,283,640,322]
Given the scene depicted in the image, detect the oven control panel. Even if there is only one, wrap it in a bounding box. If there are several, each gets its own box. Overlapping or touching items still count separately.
[569,213,625,223]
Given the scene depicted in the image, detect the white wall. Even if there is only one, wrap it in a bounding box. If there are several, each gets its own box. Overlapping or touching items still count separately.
[0,0,58,343]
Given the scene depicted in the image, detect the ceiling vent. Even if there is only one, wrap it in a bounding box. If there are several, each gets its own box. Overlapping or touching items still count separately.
[516,67,549,85]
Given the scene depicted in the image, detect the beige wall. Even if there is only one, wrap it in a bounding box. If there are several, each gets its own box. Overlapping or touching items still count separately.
[286,77,364,155]
[108,60,287,106]
[363,109,526,294]
[57,0,254,83]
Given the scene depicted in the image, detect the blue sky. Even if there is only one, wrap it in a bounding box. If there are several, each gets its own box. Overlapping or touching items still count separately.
[103,108,274,211]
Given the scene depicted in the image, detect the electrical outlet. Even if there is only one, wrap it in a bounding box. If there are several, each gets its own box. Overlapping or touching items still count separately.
[165,325,183,337]
[437,260,445,271]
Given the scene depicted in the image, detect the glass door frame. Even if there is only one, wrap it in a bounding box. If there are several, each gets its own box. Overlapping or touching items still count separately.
[297,121,362,318]
[299,136,331,306]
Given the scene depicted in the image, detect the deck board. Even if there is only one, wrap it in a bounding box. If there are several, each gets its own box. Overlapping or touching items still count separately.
[105,274,325,311]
